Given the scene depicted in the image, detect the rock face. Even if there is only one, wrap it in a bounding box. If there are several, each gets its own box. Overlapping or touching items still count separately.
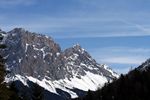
[63,44,117,79]
[138,58,150,71]
[1,28,66,80]
[0,28,118,99]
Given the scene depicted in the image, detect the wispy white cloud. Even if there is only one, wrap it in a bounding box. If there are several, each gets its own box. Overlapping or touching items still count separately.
[90,47,150,65]
[98,47,150,53]
[1,14,150,38]
[100,56,146,65]
[87,46,150,74]
[0,0,36,7]
[121,19,150,35]
[113,66,131,74]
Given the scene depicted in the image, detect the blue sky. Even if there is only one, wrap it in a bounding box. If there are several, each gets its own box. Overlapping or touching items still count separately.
[0,0,150,73]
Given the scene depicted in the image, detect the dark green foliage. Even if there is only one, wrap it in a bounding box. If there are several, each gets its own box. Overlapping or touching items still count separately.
[0,34,3,40]
[0,56,5,82]
[0,55,20,100]
[32,82,44,100]
[0,44,7,49]
[75,67,150,100]
[0,34,20,100]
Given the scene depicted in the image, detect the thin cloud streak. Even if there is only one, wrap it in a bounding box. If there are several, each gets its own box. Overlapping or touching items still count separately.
[114,67,131,74]
[90,47,150,65]
[0,0,36,7]
[1,15,150,38]
[100,56,146,65]
[97,47,150,53]
[121,19,150,34]
[53,32,150,39]
[89,47,149,73]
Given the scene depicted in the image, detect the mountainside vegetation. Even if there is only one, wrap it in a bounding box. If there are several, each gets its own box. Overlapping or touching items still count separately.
[74,63,150,100]
[0,34,20,100]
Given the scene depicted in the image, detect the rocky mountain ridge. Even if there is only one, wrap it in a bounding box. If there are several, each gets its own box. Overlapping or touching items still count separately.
[0,28,118,99]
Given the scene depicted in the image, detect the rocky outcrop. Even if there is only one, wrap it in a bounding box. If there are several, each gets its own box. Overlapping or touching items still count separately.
[63,44,117,80]
[0,28,118,99]
[0,28,118,81]
[1,28,67,80]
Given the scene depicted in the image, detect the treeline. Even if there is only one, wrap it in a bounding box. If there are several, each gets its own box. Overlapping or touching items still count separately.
[74,65,150,100]
[0,33,20,100]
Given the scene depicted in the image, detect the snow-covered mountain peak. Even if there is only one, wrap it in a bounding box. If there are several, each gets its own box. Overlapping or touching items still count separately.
[0,28,119,99]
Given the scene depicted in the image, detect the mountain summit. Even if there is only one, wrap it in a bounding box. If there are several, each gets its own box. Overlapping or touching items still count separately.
[0,28,118,99]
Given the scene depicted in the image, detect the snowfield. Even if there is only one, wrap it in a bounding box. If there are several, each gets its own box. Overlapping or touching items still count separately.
[5,71,108,98]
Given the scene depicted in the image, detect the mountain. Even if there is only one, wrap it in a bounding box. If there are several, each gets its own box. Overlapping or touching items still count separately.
[137,58,150,71]
[75,59,150,100]
[0,31,20,100]
[0,28,118,100]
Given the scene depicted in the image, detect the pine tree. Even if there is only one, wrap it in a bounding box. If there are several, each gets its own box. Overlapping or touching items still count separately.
[76,65,150,100]
[32,82,44,100]
[0,33,20,100]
